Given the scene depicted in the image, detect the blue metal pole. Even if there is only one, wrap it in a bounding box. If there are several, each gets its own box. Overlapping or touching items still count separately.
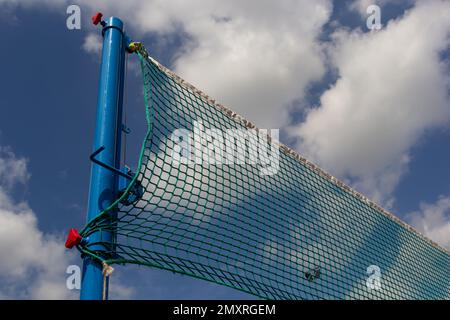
[80,16,126,300]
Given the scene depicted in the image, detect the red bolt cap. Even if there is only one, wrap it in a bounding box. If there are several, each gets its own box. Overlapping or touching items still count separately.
[91,12,103,25]
[65,228,82,249]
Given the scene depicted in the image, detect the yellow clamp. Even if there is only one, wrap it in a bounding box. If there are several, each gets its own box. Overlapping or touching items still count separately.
[127,42,142,53]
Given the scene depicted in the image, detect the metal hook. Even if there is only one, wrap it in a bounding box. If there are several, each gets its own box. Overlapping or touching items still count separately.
[90,146,143,205]
[90,146,133,181]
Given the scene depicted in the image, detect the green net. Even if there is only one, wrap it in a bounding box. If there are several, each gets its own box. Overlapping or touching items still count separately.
[79,48,450,299]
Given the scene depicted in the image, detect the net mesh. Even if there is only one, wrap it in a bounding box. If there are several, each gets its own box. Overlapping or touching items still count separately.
[79,49,450,300]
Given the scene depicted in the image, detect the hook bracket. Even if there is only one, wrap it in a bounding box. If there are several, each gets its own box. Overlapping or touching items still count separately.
[90,146,143,205]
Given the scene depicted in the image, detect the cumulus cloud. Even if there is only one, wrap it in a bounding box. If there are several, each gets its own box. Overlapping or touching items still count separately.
[406,196,450,250]
[349,0,415,17]
[109,277,135,299]
[78,0,332,128]
[0,146,29,189]
[0,0,332,129]
[82,33,102,55]
[2,0,449,213]
[349,0,379,17]
[0,148,77,299]
[169,0,332,128]
[0,146,134,299]
[294,0,450,205]
[29,0,446,207]
[0,0,64,7]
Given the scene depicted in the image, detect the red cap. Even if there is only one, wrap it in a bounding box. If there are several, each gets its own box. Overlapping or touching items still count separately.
[91,12,103,26]
[65,228,82,249]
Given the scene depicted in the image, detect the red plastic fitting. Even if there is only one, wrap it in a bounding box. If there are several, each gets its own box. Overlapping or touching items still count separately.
[91,12,103,26]
[65,228,82,249]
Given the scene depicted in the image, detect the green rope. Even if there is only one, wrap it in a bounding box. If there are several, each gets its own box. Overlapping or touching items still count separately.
[78,48,450,300]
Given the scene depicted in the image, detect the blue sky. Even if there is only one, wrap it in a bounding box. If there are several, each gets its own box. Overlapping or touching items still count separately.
[0,0,449,299]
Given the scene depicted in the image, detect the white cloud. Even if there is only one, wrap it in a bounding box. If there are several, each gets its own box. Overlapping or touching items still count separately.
[406,196,450,250]
[349,0,379,17]
[0,146,133,299]
[28,0,446,207]
[349,0,416,17]
[168,0,332,128]
[72,1,450,299]
[0,146,29,189]
[109,277,135,299]
[0,0,332,129]
[0,0,64,7]
[294,0,450,205]
[1,0,450,298]
[0,149,77,299]
[76,0,332,128]
[82,33,102,55]
[3,0,450,217]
